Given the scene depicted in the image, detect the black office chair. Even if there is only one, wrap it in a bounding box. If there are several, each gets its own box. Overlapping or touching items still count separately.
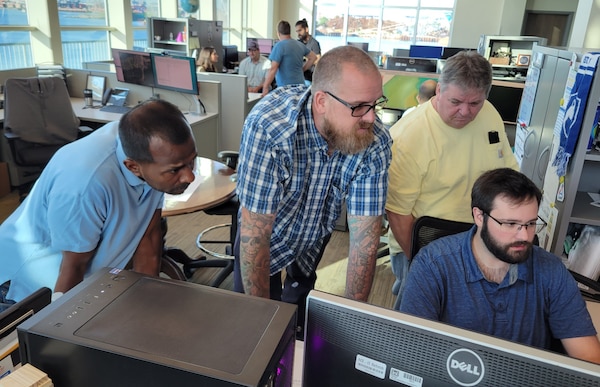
[410,216,474,258]
[165,150,239,287]
[2,77,88,199]
[392,216,473,309]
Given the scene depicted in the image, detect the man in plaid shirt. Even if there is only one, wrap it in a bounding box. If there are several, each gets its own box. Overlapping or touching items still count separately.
[234,45,392,337]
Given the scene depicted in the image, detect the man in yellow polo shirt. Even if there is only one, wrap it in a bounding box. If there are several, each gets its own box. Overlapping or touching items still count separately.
[386,50,518,309]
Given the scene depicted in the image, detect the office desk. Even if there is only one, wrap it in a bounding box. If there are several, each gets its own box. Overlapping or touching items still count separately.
[162,157,236,216]
[69,98,220,159]
[0,99,221,186]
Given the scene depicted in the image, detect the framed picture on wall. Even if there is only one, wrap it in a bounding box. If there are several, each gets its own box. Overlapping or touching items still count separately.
[86,74,107,102]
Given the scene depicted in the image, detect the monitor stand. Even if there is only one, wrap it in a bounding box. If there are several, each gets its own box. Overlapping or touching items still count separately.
[190,97,205,116]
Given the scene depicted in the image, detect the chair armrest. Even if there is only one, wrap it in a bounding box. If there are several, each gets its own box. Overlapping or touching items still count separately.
[217,150,239,170]
[3,130,19,139]
[217,150,239,159]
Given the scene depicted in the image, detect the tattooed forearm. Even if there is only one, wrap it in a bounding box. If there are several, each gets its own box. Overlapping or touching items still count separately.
[240,207,276,298]
[345,215,382,301]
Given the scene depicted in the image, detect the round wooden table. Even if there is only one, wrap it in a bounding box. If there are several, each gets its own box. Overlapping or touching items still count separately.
[160,157,237,283]
[162,157,236,217]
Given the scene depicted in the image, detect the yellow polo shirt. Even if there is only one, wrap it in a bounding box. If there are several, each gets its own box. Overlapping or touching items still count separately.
[386,99,518,254]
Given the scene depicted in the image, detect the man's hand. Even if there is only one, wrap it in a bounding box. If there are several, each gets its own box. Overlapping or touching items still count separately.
[54,250,95,293]
[386,210,415,259]
[130,209,163,276]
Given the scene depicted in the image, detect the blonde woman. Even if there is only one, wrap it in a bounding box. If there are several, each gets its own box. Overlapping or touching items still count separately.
[197,47,219,72]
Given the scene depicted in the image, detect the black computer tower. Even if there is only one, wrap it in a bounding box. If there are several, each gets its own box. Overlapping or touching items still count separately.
[18,268,296,387]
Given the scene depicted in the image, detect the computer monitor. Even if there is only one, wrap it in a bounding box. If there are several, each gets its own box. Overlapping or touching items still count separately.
[392,48,410,57]
[487,84,523,123]
[304,290,600,386]
[441,47,472,59]
[383,74,438,111]
[223,45,239,70]
[111,48,155,87]
[150,53,199,95]
[247,38,273,55]
[348,41,369,52]
[409,44,443,59]
[0,287,51,341]
[1,287,51,373]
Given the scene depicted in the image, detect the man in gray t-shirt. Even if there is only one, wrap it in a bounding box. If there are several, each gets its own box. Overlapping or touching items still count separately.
[295,18,321,83]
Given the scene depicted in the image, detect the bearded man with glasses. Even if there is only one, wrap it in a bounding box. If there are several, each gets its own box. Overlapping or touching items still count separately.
[400,168,600,364]
[234,45,392,339]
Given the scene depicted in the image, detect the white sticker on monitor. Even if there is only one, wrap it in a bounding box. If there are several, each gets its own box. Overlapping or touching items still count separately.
[389,367,424,387]
[355,354,386,379]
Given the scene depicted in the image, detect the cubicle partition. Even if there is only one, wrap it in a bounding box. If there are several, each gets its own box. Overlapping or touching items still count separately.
[65,68,221,160]
[195,72,251,152]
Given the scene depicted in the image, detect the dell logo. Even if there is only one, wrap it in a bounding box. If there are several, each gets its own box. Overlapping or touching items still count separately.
[450,359,481,375]
[446,349,485,386]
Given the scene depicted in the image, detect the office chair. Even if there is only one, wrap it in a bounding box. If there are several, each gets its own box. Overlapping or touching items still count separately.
[2,77,83,198]
[410,216,474,257]
[392,216,473,309]
[165,150,239,287]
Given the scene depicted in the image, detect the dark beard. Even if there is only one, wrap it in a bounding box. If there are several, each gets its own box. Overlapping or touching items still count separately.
[322,117,375,155]
[480,220,532,264]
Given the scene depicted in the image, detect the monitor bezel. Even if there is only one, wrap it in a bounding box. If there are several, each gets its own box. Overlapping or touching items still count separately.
[150,53,199,96]
[304,290,600,386]
[111,48,155,88]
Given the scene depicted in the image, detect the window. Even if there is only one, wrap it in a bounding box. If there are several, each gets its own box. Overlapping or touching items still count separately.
[59,1,109,69]
[0,2,34,70]
[59,1,162,69]
[314,0,454,54]
[133,1,161,48]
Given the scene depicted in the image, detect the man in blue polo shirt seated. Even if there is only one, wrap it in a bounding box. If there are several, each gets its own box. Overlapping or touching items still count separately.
[0,100,197,311]
[400,168,600,364]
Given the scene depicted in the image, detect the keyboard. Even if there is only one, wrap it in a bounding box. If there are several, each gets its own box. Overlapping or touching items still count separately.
[100,105,131,114]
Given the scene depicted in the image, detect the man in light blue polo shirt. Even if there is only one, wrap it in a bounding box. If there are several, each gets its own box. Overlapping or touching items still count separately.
[0,100,197,310]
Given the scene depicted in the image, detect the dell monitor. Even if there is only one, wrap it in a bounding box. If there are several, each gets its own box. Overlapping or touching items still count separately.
[409,44,444,59]
[304,290,600,386]
[111,48,155,87]
[150,53,199,95]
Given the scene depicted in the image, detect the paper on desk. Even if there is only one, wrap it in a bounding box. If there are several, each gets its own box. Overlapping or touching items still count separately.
[163,172,206,203]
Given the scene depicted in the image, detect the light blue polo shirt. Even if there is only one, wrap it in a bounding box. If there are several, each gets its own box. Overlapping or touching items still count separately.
[400,227,597,350]
[0,121,164,302]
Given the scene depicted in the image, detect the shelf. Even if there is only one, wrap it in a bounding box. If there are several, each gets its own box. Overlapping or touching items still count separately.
[491,64,529,69]
[585,149,600,161]
[154,41,187,46]
[570,191,600,227]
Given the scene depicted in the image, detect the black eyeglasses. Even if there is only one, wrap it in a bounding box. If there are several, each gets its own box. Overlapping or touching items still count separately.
[484,212,547,234]
[325,91,388,117]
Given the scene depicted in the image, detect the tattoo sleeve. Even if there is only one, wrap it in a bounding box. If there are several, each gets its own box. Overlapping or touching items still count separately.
[345,215,382,301]
[240,207,276,298]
